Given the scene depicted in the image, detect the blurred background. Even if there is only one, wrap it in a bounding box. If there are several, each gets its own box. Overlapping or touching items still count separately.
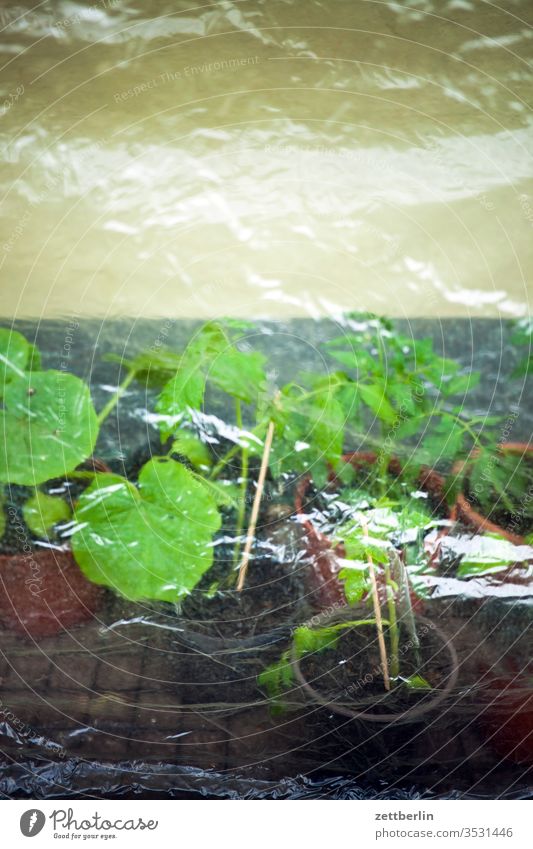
[1,0,532,321]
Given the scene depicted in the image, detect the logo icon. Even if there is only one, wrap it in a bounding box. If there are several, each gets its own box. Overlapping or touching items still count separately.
[20,810,46,837]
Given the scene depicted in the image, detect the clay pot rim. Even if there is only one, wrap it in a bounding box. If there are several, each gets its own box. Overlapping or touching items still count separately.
[296,443,533,547]
[290,608,459,724]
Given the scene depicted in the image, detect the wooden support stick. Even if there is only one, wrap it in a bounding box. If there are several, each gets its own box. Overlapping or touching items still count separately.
[236,419,275,592]
[361,517,390,692]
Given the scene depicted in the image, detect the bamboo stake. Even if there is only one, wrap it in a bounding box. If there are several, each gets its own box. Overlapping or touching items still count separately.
[236,418,276,592]
[361,517,390,691]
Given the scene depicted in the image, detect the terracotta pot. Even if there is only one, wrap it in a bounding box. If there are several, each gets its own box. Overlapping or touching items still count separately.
[451,442,533,545]
[291,607,459,724]
[294,452,448,607]
[0,548,105,639]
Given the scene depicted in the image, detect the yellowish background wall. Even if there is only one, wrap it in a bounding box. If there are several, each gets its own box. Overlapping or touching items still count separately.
[1,0,532,319]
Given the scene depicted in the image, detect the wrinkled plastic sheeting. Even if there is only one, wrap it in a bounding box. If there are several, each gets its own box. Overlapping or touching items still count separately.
[2,759,527,801]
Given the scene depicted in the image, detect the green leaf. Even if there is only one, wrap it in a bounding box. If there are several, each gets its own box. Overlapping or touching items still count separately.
[171,432,212,469]
[155,364,206,439]
[103,349,183,388]
[395,415,427,440]
[419,417,464,464]
[71,457,222,602]
[386,382,417,417]
[359,383,396,425]
[294,620,379,658]
[442,371,480,396]
[293,625,342,657]
[0,491,5,539]
[189,471,239,508]
[258,650,294,698]
[469,450,532,513]
[340,527,390,563]
[338,564,370,604]
[0,328,30,395]
[209,348,267,404]
[0,370,98,485]
[23,491,71,538]
[269,378,345,483]
[403,674,432,690]
[325,347,359,370]
[26,343,42,372]
[155,323,267,439]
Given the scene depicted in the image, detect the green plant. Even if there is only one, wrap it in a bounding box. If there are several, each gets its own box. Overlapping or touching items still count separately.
[0,329,225,604]
[71,457,221,602]
[0,320,336,602]
[23,491,71,539]
[258,502,432,706]
[323,315,482,487]
[0,329,98,486]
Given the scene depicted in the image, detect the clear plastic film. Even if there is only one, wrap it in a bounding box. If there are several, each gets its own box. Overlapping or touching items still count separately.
[1,0,533,800]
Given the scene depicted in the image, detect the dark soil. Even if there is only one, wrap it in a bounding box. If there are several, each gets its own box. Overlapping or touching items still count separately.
[298,618,454,719]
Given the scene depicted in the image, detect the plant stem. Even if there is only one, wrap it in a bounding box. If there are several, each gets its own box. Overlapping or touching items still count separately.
[384,558,399,680]
[209,442,241,480]
[233,400,249,567]
[96,369,136,426]
[378,424,390,496]
[361,518,390,691]
[391,549,421,666]
[236,417,275,592]
[209,419,268,481]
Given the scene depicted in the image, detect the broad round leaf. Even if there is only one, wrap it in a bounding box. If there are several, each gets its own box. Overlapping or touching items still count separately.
[71,457,222,602]
[0,370,98,485]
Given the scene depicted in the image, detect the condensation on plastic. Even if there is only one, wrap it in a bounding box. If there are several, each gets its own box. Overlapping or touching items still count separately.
[1,0,533,800]
[0,318,532,799]
[0,0,532,320]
